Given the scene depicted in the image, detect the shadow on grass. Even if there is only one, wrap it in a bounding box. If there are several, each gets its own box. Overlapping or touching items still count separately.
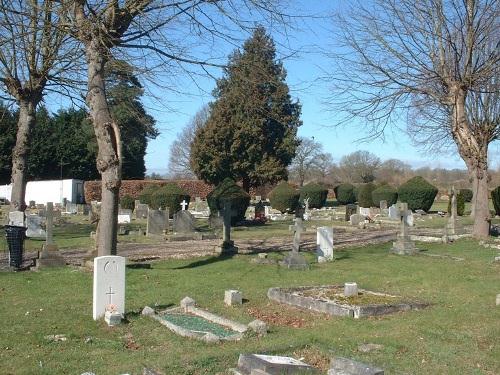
[124,303,175,321]
[173,253,236,269]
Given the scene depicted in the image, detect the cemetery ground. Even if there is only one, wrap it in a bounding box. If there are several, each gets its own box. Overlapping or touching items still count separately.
[0,200,499,374]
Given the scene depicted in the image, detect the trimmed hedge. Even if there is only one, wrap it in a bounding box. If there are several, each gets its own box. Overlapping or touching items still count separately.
[138,185,158,206]
[357,183,375,208]
[150,183,190,215]
[299,183,328,209]
[268,181,300,213]
[372,185,398,207]
[460,188,473,202]
[120,195,135,210]
[207,178,250,224]
[492,186,500,216]
[398,176,438,212]
[447,191,465,216]
[335,183,356,205]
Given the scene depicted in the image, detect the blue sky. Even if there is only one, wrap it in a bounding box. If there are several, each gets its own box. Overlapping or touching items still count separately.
[141,1,487,176]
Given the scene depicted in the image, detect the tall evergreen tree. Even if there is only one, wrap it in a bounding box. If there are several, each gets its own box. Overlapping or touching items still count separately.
[190,27,301,191]
[106,60,158,179]
[0,103,17,184]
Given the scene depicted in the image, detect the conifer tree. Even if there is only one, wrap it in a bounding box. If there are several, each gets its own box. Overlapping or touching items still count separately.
[190,27,301,192]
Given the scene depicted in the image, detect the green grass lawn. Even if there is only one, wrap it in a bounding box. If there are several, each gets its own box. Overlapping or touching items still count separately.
[0,240,499,374]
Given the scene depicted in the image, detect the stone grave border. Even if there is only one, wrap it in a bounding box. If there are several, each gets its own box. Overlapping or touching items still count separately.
[268,285,428,319]
[146,302,249,343]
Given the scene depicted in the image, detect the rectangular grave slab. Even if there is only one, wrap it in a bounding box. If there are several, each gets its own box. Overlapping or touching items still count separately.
[329,357,384,375]
[93,256,125,320]
[237,354,317,374]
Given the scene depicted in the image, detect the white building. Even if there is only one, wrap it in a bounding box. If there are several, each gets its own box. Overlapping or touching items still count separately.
[0,179,85,205]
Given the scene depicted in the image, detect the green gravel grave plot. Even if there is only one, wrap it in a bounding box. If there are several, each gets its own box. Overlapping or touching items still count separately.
[161,313,236,338]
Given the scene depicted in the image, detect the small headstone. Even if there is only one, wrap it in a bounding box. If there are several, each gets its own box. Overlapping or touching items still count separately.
[118,208,133,216]
[258,253,268,259]
[147,209,169,236]
[388,204,398,220]
[118,214,131,224]
[224,290,243,306]
[329,357,384,375]
[359,207,370,217]
[379,200,388,210]
[141,306,155,316]
[496,294,500,306]
[248,319,267,336]
[8,211,24,226]
[237,354,316,374]
[173,210,195,233]
[405,211,414,227]
[344,282,358,297]
[26,215,46,238]
[350,214,364,226]
[317,226,334,262]
[104,310,122,326]
[29,200,36,208]
[180,296,196,311]
[66,203,78,214]
[93,256,126,320]
[358,343,384,353]
[345,204,357,221]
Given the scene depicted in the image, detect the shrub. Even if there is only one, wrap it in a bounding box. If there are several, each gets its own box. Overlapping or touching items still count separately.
[120,195,135,210]
[335,183,356,205]
[207,178,250,224]
[372,185,398,207]
[492,186,500,216]
[299,183,328,209]
[138,184,159,206]
[150,183,190,216]
[447,191,465,216]
[357,183,376,207]
[398,176,438,212]
[268,181,300,213]
[460,188,473,202]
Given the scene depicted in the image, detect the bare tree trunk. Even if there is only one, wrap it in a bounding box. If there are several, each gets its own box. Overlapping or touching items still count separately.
[453,91,490,238]
[86,42,122,256]
[10,100,37,212]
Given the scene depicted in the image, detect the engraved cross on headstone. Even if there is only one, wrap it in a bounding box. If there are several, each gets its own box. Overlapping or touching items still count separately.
[180,200,188,211]
[289,217,305,253]
[106,286,115,305]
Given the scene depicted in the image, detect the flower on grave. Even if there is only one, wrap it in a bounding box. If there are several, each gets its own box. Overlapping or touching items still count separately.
[105,304,117,312]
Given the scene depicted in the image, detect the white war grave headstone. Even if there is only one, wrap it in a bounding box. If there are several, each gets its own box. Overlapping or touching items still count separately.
[93,255,125,320]
[316,226,334,262]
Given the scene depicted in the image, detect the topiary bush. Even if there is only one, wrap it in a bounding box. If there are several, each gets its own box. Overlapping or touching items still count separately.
[138,184,159,206]
[460,188,473,202]
[207,178,250,224]
[120,195,135,210]
[299,182,328,209]
[335,183,356,205]
[492,186,500,216]
[398,176,438,212]
[357,183,376,207]
[150,183,190,216]
[447,191,465,216]
[372,184,398,207]
[268,181,300,213]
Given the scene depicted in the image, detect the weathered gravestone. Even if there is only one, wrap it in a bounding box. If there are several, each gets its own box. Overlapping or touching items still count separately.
[329,357,384,375]
[280,217,308,270]
[118,208,133,217]
[216,200,238,254]
[345,204,357,221]
[317,226,334,262]
[390,202,417,255]
[93,255,125,320]
[8,211,24,226]
[26,215,46,238]
[147,208,169,236]
[236,354,316,374]
[388,204,398,220]
[36,202,65,268]
[135,203,148,219]
[350,214,365,226]
[66,203,78,214]
[379,200,388,210]
[359,207,370,217]
[173,210,195,233]
[117,213,131,224]
[444,187,464,237]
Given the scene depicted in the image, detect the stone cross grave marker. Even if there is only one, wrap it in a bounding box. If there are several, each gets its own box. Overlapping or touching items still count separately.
[217,200,238,254]
[147,208,169,236]
[180,200,188,211]
[444,186,463,236]
[93,255,125,320]
[317,226,334,262]
[390,202,417,255]
[36,202,65,268]
[281,217,308,269]
[135,202,148,219]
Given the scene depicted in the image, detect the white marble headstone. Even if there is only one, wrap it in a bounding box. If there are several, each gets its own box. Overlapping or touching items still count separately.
[117,214,131,224]
[93,256,125,320]
[317,226,334,262]
[8,211,25,226]
[359,207,371,217]
[388,204,398,220]
[405,211,414,227]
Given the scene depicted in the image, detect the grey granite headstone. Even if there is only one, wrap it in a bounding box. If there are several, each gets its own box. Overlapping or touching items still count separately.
[26,215,46,238]
[359,207,370,217]
[135,203,148,219]
[349,214,365,226]
[147,209,169,236]
[173,210,195,233]
[388,204,398,220]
